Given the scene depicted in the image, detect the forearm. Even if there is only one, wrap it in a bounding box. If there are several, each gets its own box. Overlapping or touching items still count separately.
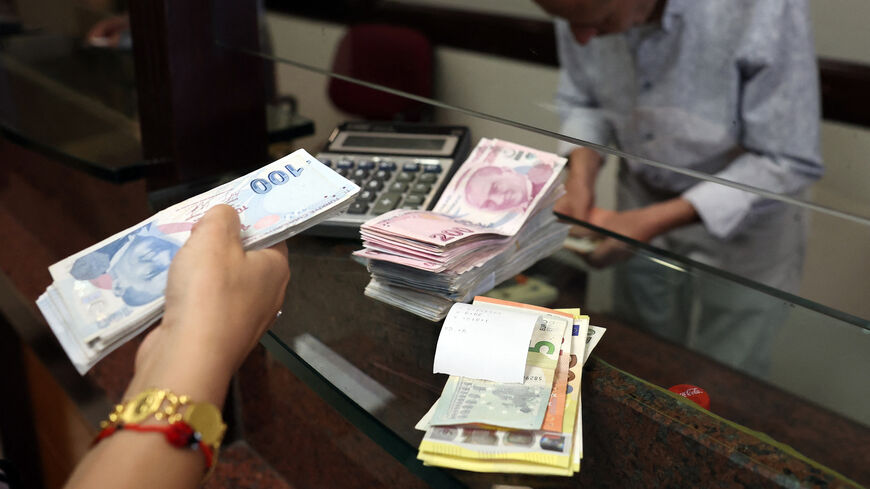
[65,322,234,489]
[65,366,229,489]
[682,152,820,240]
[65,428,206,489]
[555,147,603,220]
[568,146,603,176]
[625,197,699,242]
[647,197,698,235]
[125,320,234,407]
[63,206,288,489]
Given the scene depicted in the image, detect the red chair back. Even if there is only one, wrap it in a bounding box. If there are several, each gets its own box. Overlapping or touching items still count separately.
[328,24,433,121]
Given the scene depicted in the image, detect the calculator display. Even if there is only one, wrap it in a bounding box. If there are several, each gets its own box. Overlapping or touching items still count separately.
[331,131,458,156]
[343,135,447,151]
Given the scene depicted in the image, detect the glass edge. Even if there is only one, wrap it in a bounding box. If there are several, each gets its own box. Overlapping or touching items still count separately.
[215,41,870,229]
[0,123,157,183]
[555,212,870,331]
[260,331,470,489]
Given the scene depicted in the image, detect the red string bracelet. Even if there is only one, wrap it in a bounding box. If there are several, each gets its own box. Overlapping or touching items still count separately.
[92,421,214,470]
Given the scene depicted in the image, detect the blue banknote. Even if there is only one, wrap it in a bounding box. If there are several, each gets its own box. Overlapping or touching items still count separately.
[39,149,359,373]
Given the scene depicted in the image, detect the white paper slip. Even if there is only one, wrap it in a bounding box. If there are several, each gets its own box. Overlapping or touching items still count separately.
[433,303,539,383]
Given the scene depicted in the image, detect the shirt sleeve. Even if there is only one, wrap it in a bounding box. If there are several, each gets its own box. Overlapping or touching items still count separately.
[554,20,613,156]
[682,0,823,240]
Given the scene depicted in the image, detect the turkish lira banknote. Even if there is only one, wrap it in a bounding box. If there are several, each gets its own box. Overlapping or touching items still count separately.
[432,138,567,237]
[38,149,359,374]
[356,138,569,320]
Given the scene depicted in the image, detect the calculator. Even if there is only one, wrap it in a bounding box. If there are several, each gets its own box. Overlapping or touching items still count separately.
[310,122,472,238]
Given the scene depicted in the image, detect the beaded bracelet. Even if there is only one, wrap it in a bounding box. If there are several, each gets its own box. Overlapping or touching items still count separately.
[93,421,214,469]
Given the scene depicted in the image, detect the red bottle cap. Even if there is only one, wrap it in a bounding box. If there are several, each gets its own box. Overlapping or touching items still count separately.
[668,384,711,410]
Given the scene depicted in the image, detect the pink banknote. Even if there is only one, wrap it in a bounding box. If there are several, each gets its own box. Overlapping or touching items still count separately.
[432,138,567,237]
[354,248,447,272]
[362,209,502,247]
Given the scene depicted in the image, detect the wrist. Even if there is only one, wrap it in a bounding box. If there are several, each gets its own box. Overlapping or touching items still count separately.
[569,147,603,176]
[93,387,226,480]
[640,198,699,239]
[126,368,230,409]
[129,330,233,407]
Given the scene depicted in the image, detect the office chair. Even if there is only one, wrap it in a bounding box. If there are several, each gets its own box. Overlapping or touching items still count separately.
[328,24,433,121]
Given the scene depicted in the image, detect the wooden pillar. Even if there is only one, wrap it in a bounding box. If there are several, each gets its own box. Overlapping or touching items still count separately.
[0,314,44,489]
[129,0,267,190]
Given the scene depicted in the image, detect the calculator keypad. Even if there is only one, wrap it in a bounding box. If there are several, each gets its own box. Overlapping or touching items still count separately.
[315,153,454,232]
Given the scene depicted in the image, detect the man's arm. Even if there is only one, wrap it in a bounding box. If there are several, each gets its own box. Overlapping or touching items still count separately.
[682,0,823,240]
[575,198,698,268]
[552,19,614,221]
[554,147,603,221]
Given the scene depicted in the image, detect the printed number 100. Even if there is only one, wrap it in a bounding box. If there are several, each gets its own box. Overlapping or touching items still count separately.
[250,164,304,194]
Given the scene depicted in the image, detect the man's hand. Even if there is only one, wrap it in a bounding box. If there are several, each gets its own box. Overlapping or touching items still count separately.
[128,205,290,406]
[554,147,603,221]
[574,198,699,268]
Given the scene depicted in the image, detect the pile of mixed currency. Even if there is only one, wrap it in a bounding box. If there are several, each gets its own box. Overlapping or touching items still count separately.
[416,297,605,475]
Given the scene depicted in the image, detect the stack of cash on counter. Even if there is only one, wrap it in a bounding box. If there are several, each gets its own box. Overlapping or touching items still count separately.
[416,297,605,475]
[355,138,569,321]
[37,150,360,374]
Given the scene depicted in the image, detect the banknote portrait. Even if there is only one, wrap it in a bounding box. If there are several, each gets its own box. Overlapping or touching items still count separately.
[505,431,535,447]
[430,427,459,441]
[461,428,498,446]
[463,163,554,212]
[492,384,544,415]
[70,222,183,306]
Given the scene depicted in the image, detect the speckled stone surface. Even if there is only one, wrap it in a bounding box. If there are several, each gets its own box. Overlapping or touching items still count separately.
[586,314,870,487]
[573,358,863,489]
[205,441,296,489]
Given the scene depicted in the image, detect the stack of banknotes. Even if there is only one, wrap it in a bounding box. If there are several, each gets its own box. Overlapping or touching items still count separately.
[37,149,360,374]
[355,138,570,321]
[416,297,606,475]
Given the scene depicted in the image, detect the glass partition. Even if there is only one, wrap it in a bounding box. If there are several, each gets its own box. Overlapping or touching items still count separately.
[208,2,870,322]
[237,59,870,485]
[0,0,148,181]
[210,3,869,485]
[215,1,870,227]
[264,230,870,488]
[235,50,870,319]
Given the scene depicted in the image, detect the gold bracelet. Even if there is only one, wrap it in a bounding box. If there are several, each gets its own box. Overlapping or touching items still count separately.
[97,388,226,476]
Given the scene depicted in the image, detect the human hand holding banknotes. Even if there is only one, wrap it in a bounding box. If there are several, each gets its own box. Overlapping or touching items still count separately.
[62,206,291,489]
[126,205,290,406]
[38,149,360,374]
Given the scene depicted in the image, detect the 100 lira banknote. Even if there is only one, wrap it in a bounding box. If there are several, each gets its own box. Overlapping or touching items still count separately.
[38,149,359,373]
